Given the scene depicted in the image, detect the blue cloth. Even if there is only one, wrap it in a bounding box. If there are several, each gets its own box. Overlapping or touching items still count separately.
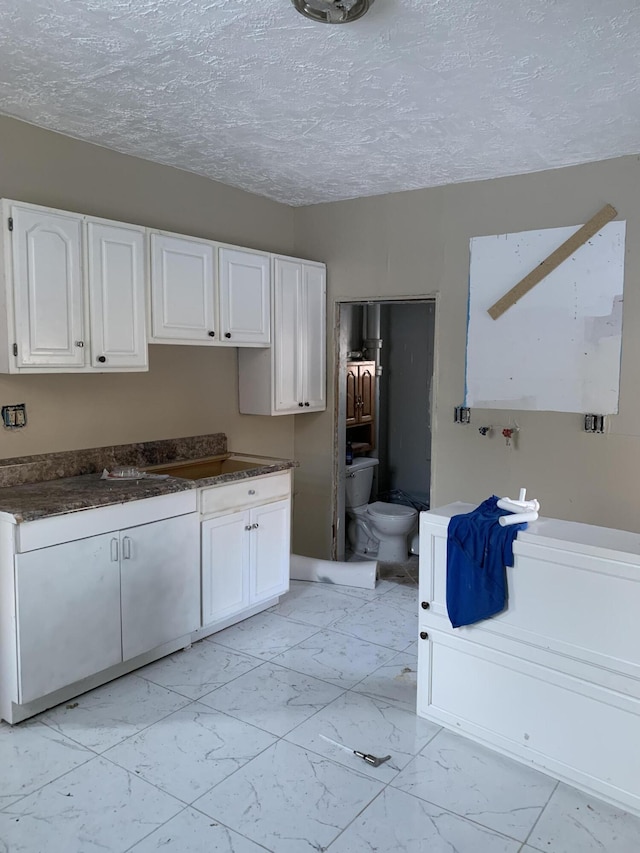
[446,496,527,628]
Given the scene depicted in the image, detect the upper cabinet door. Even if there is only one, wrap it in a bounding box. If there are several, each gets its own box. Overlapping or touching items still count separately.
[149,232,217,343]
[346,363,358,426]
[238,255,326,416]
[218,248,270,345]
[12,205,86,368]
[301,263,326,411]
[273,258,303,412]
[87,220,147,370]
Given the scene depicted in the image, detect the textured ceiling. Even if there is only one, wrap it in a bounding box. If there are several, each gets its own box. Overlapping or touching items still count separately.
[0,0,639,206]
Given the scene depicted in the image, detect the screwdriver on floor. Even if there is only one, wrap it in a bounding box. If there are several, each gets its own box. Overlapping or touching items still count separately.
[319,734,391,768]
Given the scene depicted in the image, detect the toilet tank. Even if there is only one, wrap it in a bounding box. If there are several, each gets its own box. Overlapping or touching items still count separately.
[345,457,379,509]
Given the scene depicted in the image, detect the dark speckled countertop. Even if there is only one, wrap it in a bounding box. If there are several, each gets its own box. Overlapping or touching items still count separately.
[0,474,195,523]
[0,434,297,523]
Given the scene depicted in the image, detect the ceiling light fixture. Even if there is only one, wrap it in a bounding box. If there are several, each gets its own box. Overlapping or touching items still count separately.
[291,0,375,25]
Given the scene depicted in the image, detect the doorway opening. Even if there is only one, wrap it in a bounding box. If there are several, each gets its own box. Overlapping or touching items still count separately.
[332,297,437,562]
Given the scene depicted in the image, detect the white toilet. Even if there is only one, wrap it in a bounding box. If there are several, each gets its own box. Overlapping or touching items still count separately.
[345,457,418,563]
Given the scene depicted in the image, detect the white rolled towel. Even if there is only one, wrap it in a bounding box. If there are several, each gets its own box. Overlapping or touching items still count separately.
[497,497,540,514]
[499,510,538,526]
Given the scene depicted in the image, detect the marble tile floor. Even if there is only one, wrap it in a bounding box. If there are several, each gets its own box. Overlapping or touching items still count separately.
[2,577,640,852]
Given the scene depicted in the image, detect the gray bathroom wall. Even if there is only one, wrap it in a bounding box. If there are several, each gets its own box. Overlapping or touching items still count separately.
[345,305,364,354]
[378,302,435,506]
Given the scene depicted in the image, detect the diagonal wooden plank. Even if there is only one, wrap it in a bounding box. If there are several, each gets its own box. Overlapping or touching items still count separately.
[487,204,618,320]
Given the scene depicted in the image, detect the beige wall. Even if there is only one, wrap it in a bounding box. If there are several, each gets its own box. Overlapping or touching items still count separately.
[0,116,296,461]
[4,113,640,554]
[294,156,640,557]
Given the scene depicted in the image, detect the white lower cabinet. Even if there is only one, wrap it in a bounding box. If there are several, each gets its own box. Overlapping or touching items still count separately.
[16,512,199,705]
[120,514,199,660]
[251,501,291,600]
[1,491,199,723]
[201,512,251,625]
[200,474,291,632]
[16,534,122,704]
[418,503,640,818]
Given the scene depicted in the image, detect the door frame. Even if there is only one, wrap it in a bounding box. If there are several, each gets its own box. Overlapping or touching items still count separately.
[331,295,439,561]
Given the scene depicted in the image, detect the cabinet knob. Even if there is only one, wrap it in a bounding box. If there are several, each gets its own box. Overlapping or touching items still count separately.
[75,340,84,348]
[298,402,304,407]
[252,522,259,529]
[245,524,252,531]
[208,330,215,337]
[421,601,430,610]
[420,631,429,640]
[225,332,231,339]
[97,355,107,364]
[304,402,310,407]
[248,489,256,495]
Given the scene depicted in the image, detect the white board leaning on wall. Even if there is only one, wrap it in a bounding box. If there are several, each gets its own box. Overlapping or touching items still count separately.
[465,221,626,414]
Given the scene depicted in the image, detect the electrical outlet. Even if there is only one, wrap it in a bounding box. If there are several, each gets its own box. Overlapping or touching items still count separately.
[2,403,27,429]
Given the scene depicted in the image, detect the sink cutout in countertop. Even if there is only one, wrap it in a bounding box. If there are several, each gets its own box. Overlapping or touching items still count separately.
[143,454,270,480]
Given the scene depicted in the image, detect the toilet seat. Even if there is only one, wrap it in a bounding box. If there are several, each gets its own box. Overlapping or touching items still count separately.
[368,501,416,519]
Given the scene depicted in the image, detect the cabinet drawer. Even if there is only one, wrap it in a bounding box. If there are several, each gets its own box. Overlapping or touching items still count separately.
[418,629,640,813]
[17,491,197,552]
[199,471,291,517]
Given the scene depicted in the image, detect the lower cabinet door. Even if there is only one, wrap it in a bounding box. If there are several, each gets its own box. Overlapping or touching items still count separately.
[201,511,251,626]
[16,534,122,703]
[250,499,290,604]
[120,513,199,660]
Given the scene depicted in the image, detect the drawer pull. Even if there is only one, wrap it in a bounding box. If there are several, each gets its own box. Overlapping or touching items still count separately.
[421,601,430,610]
[420,631,429,640]
[248,489,256,495]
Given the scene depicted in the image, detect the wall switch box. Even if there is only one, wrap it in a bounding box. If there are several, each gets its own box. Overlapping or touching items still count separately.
[2,403,27,428]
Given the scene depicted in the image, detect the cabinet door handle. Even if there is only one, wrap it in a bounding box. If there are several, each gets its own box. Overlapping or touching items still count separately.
[97,355,106,363]
[225,332,231,339]
[208,330,215,337]
[122,536,131,560]
[110,537,119,562]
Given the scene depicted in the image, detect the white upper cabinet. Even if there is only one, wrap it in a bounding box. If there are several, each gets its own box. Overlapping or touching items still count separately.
[149,232,217,343]
[87,220,147,370]
[300,263,326,410]
[238,255,326,415]
[0,200,148,373]
[219,247,270,345]
[11,205,85,369]
[149,235,270,347]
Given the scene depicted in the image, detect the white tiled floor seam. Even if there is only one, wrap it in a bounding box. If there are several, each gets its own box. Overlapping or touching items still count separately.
[517,780,560,852]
